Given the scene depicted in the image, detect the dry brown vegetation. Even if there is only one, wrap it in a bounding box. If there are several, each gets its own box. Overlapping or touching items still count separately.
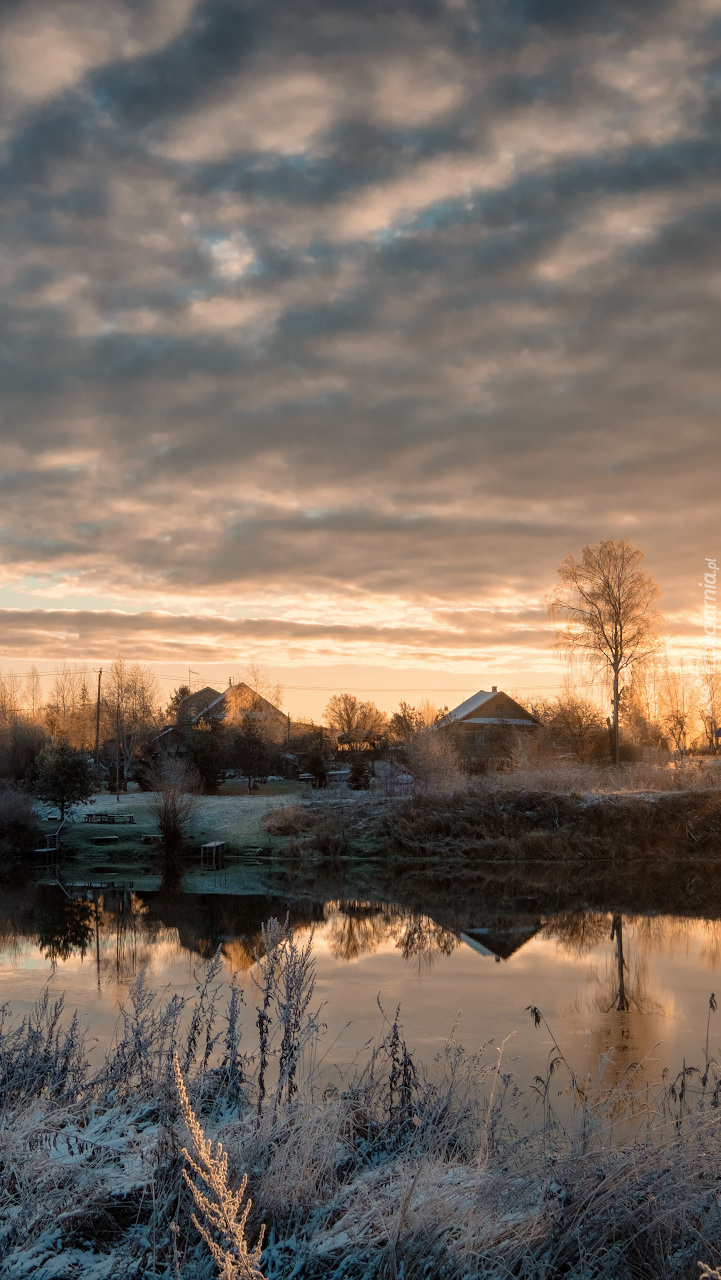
[261,782,721,918]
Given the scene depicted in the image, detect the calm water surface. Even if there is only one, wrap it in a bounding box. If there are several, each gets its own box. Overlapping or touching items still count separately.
[2,884,721,1084]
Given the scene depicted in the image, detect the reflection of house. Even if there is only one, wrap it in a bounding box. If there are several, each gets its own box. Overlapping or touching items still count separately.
[445,688,537,731]
[461,922,541,962]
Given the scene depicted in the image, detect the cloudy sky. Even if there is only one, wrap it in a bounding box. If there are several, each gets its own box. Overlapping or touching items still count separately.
[0,0,718,714]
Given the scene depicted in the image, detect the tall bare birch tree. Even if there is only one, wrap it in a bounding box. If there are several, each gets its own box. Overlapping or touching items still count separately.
[549,540,661,765]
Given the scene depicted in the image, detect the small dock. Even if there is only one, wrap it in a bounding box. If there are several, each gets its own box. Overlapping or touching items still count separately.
[200,839,227,869]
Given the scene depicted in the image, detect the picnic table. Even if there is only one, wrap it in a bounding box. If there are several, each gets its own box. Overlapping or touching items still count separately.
[84,813,135,824]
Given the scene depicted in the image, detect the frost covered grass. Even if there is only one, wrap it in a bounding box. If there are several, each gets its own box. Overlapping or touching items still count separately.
[2,923,721,1278]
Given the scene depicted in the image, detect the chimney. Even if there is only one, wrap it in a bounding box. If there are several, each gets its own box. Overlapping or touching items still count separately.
[491,685,497,692]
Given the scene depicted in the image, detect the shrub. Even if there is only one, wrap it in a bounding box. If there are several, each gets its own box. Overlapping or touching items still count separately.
[149,757,201,857]
[261,804,310,837]
[404,728,464,795]
[0,784,38,856]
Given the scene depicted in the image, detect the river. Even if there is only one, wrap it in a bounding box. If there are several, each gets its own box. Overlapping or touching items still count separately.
[2,880,721,1088]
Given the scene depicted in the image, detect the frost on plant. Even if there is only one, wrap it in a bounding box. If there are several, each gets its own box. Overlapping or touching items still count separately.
[175,1053,265,1280]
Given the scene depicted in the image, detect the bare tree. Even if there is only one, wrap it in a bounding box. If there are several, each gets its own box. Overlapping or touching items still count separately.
[697,666,721,753]
[536,690,608,762]
[44,663,94,745]
[389,700,444,741]
[549,540,661,765]
[621,657,666,750]
[149,757,200,857]
[404,727,464,795]
[0,670,22,726]
[24,666,42,721]
[660,660,697,756]
[324,693,387,750]
[240,660,283,712]
[104,658,160,789]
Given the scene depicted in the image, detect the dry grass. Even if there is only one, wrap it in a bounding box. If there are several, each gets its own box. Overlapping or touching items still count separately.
[261,803,313,837]
[175,1053,264,1280]
[489,757,721,795]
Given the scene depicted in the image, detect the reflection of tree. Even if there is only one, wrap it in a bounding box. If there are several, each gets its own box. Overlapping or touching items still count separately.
[610,914,629,1011]
[325,905,399,961]
[323,902,460,969]
[548,911,669,1018]
[544,912,611,953]
[395,914,458,969]
[92,891,158,985]
[37,896,93,964]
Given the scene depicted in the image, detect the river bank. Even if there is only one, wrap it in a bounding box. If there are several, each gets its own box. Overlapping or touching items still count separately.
[266,787,721,918]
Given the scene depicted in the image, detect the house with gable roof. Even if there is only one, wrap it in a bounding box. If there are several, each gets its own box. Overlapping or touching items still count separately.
[442,686,538,769]
[155,681,290,756]
[444,686,537,730]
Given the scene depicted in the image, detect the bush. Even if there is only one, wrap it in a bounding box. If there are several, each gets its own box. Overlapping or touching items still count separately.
[0,784,38,858]
[533,694,609,763]
[404,728,465,795]
[149,757,200,858]
[262,804,310,837]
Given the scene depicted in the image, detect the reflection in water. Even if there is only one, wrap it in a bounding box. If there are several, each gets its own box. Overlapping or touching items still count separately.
[611,914,630,1012]
[36,894,94,965]
[324,901,458,970]
[325,903,400,961]
[21,891,462,987]
[4,887,721,1083]
[545,910,684,1080]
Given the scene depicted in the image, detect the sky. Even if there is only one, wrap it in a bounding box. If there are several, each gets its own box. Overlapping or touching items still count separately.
[0,0,719,718]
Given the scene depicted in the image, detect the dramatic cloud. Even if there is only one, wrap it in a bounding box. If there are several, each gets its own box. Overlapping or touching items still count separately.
[0,0,719,686]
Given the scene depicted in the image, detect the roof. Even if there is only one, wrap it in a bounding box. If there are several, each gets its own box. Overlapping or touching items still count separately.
[175,682,287,730]
[461,925,541,960]
[446,690,497,721]
[445,688,537,725]
[177,687,222,721]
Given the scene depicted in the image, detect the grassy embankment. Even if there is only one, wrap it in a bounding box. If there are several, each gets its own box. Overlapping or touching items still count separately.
[264,780,721,917]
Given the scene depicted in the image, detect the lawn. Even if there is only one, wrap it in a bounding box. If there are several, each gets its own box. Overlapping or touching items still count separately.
[36,784,305,892]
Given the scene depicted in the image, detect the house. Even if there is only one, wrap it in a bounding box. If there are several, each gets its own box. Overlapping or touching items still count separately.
[461,921,542,962]
[174,686,224,723]
[443,686,538,769]
[156,682,290,754]
[444,687,537,731]
[175,682,289,742]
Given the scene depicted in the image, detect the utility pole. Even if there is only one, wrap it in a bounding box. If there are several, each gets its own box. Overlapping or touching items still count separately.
[94,668,102,780]
[115,686,121,803]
